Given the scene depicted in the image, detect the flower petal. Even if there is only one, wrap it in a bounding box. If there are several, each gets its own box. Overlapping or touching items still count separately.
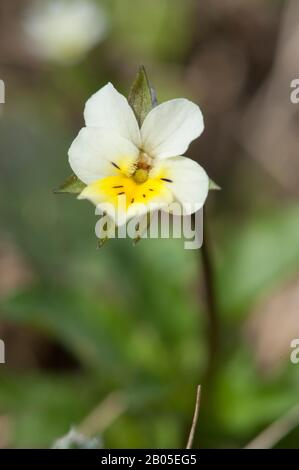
[78,173,173,225]
[84,83,141,147]
[150,156,209,214]
[68,127,139,184]
[141,99,204,159]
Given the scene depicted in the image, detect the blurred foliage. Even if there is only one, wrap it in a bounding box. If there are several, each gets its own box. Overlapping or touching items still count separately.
[0,0,299,450]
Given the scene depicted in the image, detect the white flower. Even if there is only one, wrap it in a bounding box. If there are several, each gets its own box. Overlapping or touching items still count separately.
[23,0,108,65]
[68,83,209,225]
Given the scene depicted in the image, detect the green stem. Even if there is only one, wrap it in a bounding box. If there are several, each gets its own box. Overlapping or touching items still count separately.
[201,208,220,376]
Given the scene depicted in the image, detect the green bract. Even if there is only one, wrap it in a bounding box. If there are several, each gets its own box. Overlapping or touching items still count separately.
[54,173,86,195]
[128,65,155,126]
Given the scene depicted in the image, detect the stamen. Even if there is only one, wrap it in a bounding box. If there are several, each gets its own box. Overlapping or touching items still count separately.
[138,151,152,169]
[111,162,120,169]
[117,191,125,195]
[113,185,123,188]
[131,198,134,203]
[149,188,154,191]
[160,178,173,183]
[143,194,146,198]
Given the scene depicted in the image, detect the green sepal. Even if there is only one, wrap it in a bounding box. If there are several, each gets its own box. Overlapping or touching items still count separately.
[209,178,221,191]
[128,65,155,126]
[97,237,109,249]
[53,174,86,195]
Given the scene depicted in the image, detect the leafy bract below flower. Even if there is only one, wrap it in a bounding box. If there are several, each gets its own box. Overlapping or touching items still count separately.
[68,83,209,225]
[23,0,108,65]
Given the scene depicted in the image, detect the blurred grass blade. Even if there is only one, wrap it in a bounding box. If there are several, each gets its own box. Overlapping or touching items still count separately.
[128,65,155,126]
[54,174,86,195]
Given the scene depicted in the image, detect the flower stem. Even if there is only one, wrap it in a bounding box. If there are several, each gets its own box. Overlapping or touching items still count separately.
[186,385,201,449]
[201,208,220,376]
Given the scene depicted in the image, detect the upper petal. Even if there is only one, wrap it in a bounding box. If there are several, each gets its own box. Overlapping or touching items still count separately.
[68,127,139,184]
[150,156,209,215]
[84,83,141,147]
[141,98,204,159]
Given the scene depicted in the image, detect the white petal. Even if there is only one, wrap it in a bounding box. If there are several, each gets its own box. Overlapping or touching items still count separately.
[126,198,172,221]
[68,127,139,184]
[141,99,204,159]
[84,83,141,147]
[150,156,209,215]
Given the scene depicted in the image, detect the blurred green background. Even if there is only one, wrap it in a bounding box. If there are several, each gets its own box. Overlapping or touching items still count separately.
[1,0,299,449]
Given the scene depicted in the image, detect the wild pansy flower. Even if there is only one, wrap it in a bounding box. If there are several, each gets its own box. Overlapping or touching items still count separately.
[23,0,108,65]
[68,82,209,226]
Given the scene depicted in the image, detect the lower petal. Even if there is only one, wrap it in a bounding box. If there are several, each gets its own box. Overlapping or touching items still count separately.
[150,156,209,215]
[78,174,173,224]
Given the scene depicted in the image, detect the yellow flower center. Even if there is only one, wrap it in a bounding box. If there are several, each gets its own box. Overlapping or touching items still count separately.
[82,174,172,208]
[78,151,174,211]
